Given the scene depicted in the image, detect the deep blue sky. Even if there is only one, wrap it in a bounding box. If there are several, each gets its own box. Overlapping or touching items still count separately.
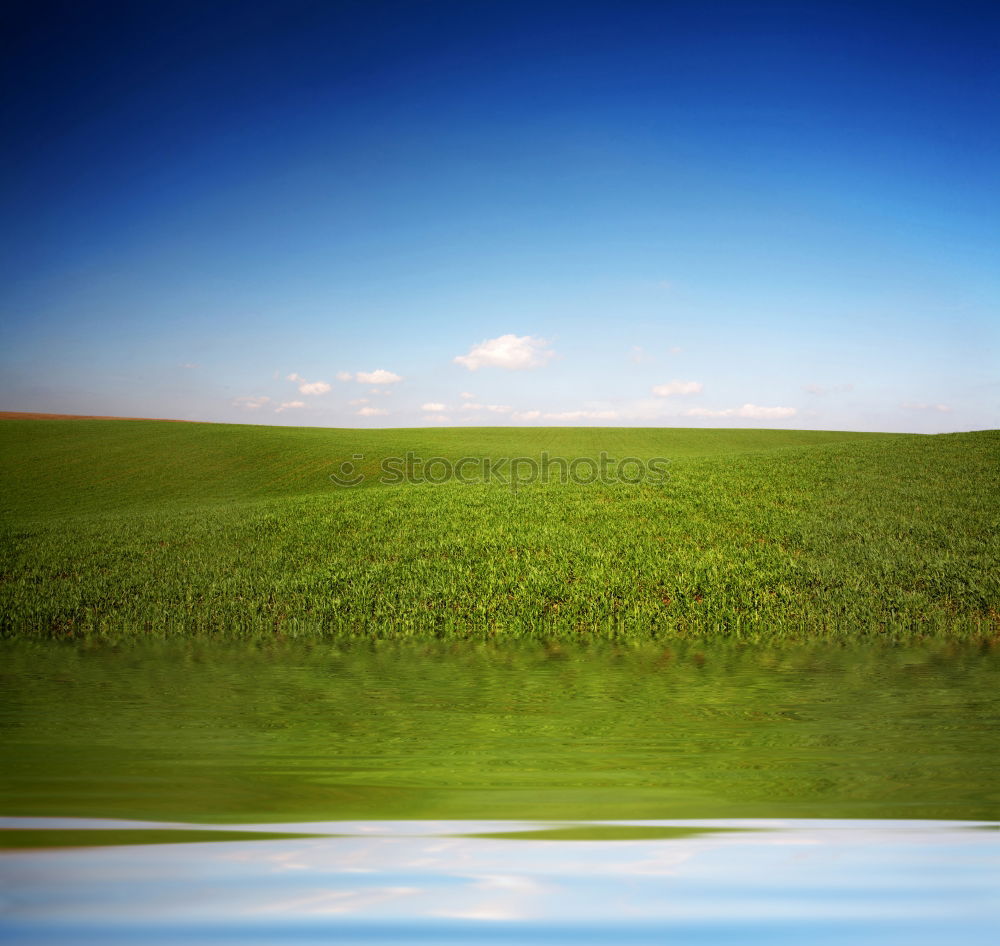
[1,0,997,430]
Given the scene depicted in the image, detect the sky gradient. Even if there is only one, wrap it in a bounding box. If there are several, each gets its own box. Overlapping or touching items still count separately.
[1,0,997,431]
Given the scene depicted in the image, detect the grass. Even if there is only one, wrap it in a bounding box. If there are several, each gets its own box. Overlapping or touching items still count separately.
[4,638,998,823]
[0,418,997,639]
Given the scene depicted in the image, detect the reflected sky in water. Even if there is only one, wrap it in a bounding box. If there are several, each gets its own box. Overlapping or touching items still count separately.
[2,818,998,945]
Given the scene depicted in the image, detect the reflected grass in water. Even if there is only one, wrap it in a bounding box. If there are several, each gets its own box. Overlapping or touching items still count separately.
[2,639,998,825]
[0,828,328,849]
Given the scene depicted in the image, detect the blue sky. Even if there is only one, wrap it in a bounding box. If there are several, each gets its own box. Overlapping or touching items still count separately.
[1,0,997,431]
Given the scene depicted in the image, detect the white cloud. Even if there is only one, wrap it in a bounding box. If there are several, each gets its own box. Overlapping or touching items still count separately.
[454,334,555,371]
[543,410,619,421]
[511,410,541,421]
[668,345,682,354]
[901,402,952,413]
[652,380,703,397]
[460,391,476,399]
[460,403,511,413]
[336,371,353,382]
[422,402,447,412]
[428,414,451,423]
[630,346,649,364]
[356,369,402,385]
[348,398,369,406]
[357,406,389,416]
[275,400,306,413]
[233,395,270,410]
[286,373,331,395]
[686,404,797,419]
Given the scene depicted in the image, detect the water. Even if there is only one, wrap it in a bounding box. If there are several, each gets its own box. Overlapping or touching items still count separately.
[2,640,999,943]
[3,817,999,944]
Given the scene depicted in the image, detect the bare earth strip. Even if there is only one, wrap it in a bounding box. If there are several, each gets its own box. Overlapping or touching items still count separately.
[0,411,195,422]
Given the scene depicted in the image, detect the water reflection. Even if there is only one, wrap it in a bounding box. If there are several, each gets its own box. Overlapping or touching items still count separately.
[2,818,998,945]
[2,640,999,824]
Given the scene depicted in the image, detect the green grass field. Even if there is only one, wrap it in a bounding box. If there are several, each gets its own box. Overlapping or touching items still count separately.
[1,418,997,639]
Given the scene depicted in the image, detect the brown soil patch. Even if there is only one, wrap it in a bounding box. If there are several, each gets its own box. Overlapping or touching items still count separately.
[0,411,197,422]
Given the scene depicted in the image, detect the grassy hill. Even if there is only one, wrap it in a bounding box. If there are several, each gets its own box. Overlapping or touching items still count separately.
[1,418,997,638]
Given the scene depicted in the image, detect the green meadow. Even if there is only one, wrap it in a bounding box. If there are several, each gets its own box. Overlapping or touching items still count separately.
[0,418,997,639]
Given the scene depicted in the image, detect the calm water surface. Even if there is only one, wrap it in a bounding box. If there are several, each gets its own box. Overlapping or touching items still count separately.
[2,640,999,943]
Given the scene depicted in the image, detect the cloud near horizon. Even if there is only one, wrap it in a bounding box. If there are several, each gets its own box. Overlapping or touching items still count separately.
[652,380,703,397]
[454,334,555,371]
[233,395,270,409]
[275,400,305,413]
[901,402,952,412]
[686,404,797,419]
[355,369,402,385]
[357,406,389,416]
[543,409,619,421]
[460,403,512,413]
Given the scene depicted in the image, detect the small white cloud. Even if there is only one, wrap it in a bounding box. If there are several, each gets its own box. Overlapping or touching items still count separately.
[348,398,369,406]
[233,395,270,410]
[336,371,353,382]
[454,334,555,371]
[460,391,476,399]
[275,400,306,413]
[511,410,541,421]
[630,346,649,364]
[901,402,952,412]
[428,414,451,423]
[543,410,619,421]
[652,380,703,397]
[459,403,511,413]
[287,373,331,395]
[356,369,402,385]
[686,404,797,419]
[357,406,389,416]
[422,402,447,412]
[668,345,682,354]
